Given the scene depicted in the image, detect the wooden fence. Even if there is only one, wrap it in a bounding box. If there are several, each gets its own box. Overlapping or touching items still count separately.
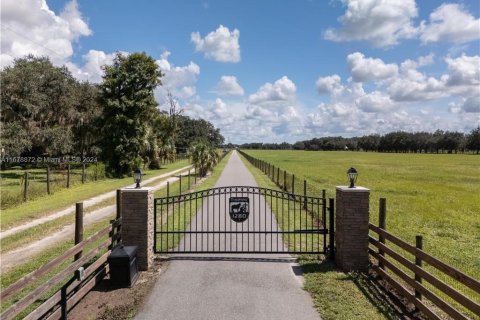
[369,199,480,320]
[0,218,122,319]
[238,150,326,199]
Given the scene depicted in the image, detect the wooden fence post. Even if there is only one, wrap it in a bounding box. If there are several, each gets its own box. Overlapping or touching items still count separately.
[46,166,51,195]
[74,203,84,261]
[283,170,287,191]
[292,174,295,194]
[116,189,122,220]
[167,181,170,198]
[23,172,29,202]
[415,235,423,300]
[81,163,85,184]
[378,198,387,270]
[277,167,280,186]
[67,164,70,188]
[115,189,122,246]
[188,170,191,190]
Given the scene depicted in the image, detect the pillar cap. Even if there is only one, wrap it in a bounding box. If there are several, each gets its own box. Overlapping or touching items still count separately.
[336,186,370,192]
[121,187,154,192]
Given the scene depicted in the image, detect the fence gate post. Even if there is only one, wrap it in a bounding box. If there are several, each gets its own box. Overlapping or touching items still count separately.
[67,164,71,188]
[378,198,387,270]
[121,187,154,271]
[415,235,423,300]
[46,166,51,194]
[23,172,29,202]
[335,186,370,271]
[74,202,84,261]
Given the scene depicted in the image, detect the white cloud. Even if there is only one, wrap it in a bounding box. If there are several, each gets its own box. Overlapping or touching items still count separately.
[66,50,117,83]
[355,91,394,113]
[248,76,296,106]
[316,74,344,96]
[387,72,445,102]
[450,96,480,114]
[324,0,418,47]
[444,54,480,87]
[191,25,240,63]
[0,0,91,68]
[214,75,244,96]
[155,51,200,100]
[347,52,398,82]
[419,4,480,44]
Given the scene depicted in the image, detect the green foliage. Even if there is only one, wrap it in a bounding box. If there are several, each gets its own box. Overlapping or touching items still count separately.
[99,52,163,176]
[0,55,102,160]
[466,127,480,153]
[188,141,219,177]
[176,115,225,151]
[0,122,32,156]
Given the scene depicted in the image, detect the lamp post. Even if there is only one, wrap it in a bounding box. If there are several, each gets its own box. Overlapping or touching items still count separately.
[134,168,143,188]
[347,167,358,188]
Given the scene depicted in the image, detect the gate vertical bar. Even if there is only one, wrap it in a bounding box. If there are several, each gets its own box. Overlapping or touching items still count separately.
[292,174,295,194]
[154,199,157,253]
[303,180,307,208]
[328,198,335,260]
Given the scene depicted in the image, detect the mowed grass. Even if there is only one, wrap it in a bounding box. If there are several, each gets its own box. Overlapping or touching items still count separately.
[243,150,480,280]
[0,160,190,230]
[239,154,394,320]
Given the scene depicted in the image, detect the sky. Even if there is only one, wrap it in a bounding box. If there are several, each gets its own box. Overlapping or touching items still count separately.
[1,0,479,144]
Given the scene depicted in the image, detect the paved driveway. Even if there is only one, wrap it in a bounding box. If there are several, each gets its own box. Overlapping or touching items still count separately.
[135,151,321,320]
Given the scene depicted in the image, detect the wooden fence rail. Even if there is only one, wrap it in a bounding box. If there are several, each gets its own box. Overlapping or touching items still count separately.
[1,218,121,320]
[369,202,480,320]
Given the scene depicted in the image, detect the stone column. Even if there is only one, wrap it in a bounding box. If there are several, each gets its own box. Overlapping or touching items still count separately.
[120,187,154,271]
[335,186,370,271]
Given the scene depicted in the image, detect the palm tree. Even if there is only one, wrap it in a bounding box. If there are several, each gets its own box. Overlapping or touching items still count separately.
[189,141,219,177]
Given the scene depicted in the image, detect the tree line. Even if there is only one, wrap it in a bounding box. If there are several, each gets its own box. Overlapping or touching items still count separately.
[240,129,480,154]
[1,54,224,176]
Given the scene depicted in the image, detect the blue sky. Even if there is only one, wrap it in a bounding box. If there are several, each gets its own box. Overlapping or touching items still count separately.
[1,0,479,143]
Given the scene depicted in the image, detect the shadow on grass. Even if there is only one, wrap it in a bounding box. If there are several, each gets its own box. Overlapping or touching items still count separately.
[296,256,426,320]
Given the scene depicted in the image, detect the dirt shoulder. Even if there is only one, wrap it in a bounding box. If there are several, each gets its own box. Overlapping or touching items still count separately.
[69,257,168,320]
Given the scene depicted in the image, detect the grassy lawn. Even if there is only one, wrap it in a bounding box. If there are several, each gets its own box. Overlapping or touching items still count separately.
[0,160,190,230]
[239,154,393,319]
[241,150,480,278]
[242,150,480,318]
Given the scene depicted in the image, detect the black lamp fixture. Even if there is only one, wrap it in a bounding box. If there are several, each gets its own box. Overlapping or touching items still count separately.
[347,167,358,188]
[133,168,143,188]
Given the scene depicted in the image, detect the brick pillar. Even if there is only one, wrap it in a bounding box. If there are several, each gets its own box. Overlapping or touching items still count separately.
[335,186,370,271]
[121,188,154,271]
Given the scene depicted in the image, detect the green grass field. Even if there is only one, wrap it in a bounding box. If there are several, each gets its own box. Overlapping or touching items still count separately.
[242,150,480,280]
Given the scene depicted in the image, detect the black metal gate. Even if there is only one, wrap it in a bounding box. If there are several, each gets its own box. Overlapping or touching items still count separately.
[154,186,334,256]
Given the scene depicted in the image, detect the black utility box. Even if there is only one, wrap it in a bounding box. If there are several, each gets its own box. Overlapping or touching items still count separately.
[107,245,139,287]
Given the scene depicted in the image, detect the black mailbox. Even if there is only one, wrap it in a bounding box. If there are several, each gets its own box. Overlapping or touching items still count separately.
[107,245,139,287]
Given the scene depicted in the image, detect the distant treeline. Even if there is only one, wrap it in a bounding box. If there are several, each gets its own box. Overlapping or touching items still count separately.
[240,128,480,154]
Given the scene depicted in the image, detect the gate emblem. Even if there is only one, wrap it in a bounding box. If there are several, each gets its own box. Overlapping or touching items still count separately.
[229,197,249,222]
